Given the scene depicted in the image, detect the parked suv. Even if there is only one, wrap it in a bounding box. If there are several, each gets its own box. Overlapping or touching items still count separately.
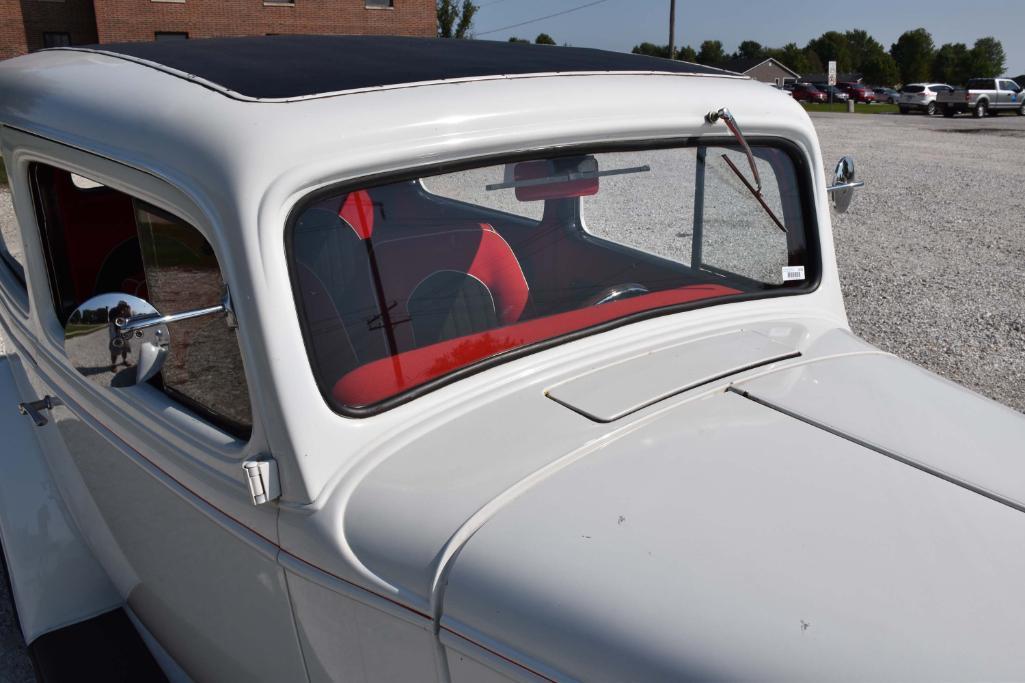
[937,78,1025,118]
[837,82,876,103]
[898,83,953,115]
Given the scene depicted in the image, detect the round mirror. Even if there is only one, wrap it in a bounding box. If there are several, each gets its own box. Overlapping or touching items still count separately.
[831,156,857,213]
[64,293,170,389]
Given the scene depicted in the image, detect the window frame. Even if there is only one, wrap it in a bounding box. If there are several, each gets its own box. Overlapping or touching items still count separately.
[3,132,261,465]
[285,135,822,418]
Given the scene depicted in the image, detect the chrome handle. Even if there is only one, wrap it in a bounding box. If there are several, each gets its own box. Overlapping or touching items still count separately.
[18,395,63,427]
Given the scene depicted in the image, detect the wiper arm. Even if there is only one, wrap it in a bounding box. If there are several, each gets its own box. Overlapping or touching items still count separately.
[706,108,787,233]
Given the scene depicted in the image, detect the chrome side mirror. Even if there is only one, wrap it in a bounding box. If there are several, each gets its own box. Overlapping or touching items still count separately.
[64,290,234,389]
[827,156,864,213]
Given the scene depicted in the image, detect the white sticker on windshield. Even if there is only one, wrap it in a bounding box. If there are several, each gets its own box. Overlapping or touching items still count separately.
[782,266,806,282]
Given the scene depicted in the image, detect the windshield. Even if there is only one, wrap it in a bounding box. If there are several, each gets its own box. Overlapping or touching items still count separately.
[901,85,925,93]
[290,142,813,412]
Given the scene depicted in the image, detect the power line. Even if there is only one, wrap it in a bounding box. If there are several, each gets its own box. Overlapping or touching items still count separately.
[475,0,615,37]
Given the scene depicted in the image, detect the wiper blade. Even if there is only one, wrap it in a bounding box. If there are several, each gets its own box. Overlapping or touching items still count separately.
[720,154,787,233]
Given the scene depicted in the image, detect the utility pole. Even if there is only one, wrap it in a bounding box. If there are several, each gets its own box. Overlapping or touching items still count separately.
[668,0,676,60]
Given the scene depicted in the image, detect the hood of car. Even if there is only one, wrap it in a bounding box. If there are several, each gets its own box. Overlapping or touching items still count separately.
[439,354,1025,680]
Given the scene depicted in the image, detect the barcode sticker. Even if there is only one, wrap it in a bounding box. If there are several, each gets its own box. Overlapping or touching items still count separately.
[782,266,806,282]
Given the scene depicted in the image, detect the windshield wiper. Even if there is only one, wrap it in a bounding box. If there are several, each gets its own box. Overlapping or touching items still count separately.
[705,108,787,233]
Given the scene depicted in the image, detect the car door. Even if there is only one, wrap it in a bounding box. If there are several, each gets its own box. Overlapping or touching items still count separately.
[5,134,308,682]
[1000,80,1019,108]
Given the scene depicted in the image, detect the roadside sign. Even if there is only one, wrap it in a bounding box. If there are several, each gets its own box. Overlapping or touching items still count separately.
[828,61,837,86]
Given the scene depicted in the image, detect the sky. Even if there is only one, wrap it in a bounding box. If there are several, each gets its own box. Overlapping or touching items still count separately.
[471,0,1025,76]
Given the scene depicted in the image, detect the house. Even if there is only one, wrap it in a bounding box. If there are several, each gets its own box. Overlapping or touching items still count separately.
[719,57,800,87]
[0,0,436,58]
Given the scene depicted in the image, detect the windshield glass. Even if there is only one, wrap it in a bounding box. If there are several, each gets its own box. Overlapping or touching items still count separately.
[902,85,925,93]
[290,142,813,412]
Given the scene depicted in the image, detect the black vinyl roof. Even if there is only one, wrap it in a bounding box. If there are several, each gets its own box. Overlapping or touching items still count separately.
[69,35,728,100]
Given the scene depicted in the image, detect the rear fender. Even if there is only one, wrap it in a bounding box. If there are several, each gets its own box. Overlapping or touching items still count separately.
[0,353,121,644]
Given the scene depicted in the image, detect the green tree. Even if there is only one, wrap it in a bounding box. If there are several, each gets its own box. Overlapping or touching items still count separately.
[437,0,478,39]
[806,31,853,73]
[844,29,889,73]
[860,51,900,85]
[803,48,824,75]
[890,28,935,84]
[697,40,726,66]
[632,42,671,58]
[535,33,556,45]
[677,45,697,62]
[508,36,530,44]
[772,42,810,74]
[735,40,765,61]
[969,37,1006,78]
[932,42,971,84]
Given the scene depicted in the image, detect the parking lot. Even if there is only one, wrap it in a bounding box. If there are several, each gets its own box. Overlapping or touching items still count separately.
[0,109,1023,678]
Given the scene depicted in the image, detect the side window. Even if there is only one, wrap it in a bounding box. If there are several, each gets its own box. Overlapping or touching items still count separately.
[0,156,26,283]
[30,163,252,435]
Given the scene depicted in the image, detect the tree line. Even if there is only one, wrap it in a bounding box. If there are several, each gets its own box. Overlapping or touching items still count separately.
[632,29,1010,86]
[435,3,1018,86]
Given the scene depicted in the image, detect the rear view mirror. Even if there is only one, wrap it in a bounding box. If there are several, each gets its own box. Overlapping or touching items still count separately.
[827,156,864,213]
[512,157,600,202]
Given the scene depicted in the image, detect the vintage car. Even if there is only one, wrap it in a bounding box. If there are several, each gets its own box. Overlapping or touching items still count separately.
[1,36,1024,682]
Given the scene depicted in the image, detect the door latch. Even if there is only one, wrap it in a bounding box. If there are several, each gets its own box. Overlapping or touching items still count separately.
[17,395,63,427]
[242,459,281,506]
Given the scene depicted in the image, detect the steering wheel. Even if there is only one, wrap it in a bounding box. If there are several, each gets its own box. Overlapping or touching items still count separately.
[584,283,649,306]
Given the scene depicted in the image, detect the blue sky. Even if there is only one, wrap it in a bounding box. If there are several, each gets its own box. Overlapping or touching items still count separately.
[471,0,1025,76]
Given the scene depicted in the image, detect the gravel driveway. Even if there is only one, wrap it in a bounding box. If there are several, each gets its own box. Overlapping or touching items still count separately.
[0,110,1023,678]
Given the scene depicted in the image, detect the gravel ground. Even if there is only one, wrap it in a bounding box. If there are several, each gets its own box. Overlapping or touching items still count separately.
[814,111,1025,413]
[0,110,1023,678]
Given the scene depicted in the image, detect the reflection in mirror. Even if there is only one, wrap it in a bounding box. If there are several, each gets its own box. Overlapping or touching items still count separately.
[64,293,170,388]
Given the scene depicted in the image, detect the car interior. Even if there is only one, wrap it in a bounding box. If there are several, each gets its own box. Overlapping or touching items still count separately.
[291,151,809,409]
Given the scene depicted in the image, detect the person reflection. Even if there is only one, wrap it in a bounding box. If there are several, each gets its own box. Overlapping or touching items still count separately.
[108,300,133,373]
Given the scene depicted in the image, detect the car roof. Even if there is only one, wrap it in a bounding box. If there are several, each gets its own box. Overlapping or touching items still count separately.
[52,35,730,101]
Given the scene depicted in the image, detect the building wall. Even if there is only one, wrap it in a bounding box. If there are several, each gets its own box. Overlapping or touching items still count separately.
[20,0,99,52]
[745,62,797,85]
[0,0,28,59]
[93,0,436,43]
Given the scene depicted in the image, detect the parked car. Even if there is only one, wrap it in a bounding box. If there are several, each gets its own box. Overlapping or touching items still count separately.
[811,82,850,102]
[937,77,1025,117]
[837,82,876,103]
[790,82,827,102]
[898,83,953,115]
[3,36,1025,682]
[872,86,900,104]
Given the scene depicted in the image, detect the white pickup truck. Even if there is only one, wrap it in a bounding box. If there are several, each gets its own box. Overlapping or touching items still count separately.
[937,77,1025,117]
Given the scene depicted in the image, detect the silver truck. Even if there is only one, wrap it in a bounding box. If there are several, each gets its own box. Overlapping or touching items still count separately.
[938,77,1025,117]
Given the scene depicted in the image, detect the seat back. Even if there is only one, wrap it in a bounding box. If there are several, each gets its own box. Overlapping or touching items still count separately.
[372,223,529,348]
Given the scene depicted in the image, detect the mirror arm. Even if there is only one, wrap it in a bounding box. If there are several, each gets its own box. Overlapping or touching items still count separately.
[117,289,236,334]
[827,180,866,193]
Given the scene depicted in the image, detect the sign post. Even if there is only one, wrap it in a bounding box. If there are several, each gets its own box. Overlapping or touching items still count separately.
[828,61,837,105]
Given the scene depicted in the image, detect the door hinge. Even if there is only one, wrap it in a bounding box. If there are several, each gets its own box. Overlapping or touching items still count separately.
[17,395,63,427]
[242,459,281,506]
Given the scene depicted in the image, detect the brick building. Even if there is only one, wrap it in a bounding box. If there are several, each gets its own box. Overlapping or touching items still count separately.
[1,0,435,59]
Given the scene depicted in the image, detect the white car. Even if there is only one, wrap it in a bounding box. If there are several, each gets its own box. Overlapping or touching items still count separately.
[898,82,954,115]
[2,36,1025,682]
